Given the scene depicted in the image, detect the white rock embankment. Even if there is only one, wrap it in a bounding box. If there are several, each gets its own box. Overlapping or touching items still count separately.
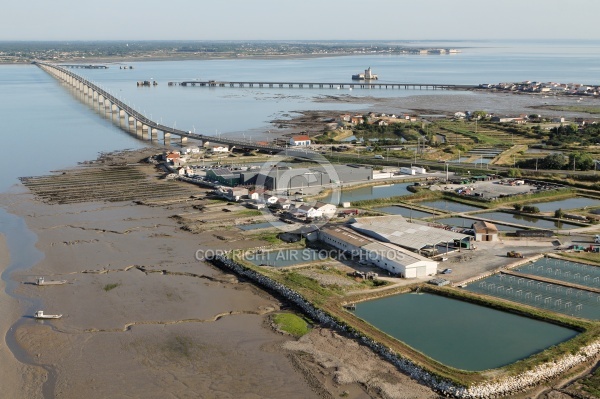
[211,255,600,398]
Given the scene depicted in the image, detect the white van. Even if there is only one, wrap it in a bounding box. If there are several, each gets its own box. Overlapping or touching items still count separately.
[373,155,384,159]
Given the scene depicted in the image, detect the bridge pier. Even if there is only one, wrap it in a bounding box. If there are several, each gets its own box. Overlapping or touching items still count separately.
[164,132,171,145]
[150,128,159,142]
[128,116,135,133]
[180,135,187,144]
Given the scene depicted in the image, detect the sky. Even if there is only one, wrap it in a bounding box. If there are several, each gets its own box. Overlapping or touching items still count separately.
[2,0,599,41]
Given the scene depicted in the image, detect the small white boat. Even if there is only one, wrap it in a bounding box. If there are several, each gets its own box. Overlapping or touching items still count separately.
[34,311,62,319]
[36,277,67,286]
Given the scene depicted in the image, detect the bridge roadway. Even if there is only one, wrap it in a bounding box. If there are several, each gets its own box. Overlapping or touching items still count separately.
[59,64,109,69]
[172,80,476,90]
[34,62,320,155]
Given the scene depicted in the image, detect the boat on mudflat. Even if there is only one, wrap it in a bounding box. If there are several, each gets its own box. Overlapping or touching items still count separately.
[34,311,62,319]
[36,277,67,286]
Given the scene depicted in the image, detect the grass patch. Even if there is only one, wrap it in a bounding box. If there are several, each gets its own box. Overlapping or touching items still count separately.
[557,252,600,264]
[579,366,600,397]
[272,313,311,337]
[103,283,120,292]
[253,231,282,244]
[541,105,600,115]
[236,209,263,217]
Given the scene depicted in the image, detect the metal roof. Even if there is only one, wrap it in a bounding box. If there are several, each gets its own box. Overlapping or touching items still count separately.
[349,215,470,251]
[320,225,435,267]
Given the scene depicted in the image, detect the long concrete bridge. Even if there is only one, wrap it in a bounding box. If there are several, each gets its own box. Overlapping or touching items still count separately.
[171,80,476,91]
[59,64,109,69]
[35,62,302,154]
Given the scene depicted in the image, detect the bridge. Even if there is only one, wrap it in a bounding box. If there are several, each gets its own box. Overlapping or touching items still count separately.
[171,80,476,91]
[59,64,109,69]
[34,62,309,155]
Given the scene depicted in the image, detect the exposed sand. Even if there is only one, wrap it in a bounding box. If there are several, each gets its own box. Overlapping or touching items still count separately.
[0,234,46,399]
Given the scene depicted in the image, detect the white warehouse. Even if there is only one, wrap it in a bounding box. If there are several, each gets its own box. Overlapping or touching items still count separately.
[319,226,438,278]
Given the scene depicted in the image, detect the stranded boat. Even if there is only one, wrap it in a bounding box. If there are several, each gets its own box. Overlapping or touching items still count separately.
[36,277,67,286]
[34,311,62,319]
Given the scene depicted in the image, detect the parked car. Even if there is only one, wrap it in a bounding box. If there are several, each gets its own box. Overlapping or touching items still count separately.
[441,268,452,274]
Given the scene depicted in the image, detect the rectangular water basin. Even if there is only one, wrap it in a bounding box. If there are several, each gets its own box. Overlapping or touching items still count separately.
[466,272,600,320]
[238,221,286,231]
[420,200,483,213]
[475,212,580,230]
[526,197,600,212]
[354,292,578,371]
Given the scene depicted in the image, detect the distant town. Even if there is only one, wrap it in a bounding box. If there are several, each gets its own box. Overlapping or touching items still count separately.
[480,80,600,97]
[0,40,461,64]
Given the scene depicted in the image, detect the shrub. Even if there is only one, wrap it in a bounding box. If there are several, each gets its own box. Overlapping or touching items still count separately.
[554,208,564,219]
[522,205,540,214]
[513,203,523,211]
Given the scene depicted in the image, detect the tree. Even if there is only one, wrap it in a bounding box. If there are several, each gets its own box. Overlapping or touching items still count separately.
[568,152,595,171]
[513,204,523,211]
[543,153,567,170]
[507,168,522,178]
[554,208,564,219]
[522,205,540,214]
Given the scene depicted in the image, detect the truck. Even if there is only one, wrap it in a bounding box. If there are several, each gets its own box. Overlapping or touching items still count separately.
[507,251,524,258]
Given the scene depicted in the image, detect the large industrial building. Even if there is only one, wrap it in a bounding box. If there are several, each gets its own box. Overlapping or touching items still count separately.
[347,215,472,256]
[244,164,374,191]
[319,225,438,278]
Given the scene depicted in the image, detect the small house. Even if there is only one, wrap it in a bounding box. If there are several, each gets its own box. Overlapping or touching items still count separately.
[275,197,291,210]
[314,202,337,218]
[472,221,499,242]
[289,135,311,146]
[225,187,248,202]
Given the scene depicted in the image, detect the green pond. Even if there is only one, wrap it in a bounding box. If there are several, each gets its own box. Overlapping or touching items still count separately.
[420,200,483,213]
[475,212,579,230]
[354,293,578,371]
[527,197,600,212]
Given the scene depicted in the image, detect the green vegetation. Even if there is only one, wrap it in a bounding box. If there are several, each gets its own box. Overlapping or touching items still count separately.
[250,231,282,244]
[518,152,595,171]
[547,123,600,146]
[353,121,423,141]
[103,283,120,292]
[236,209,263,217]
[272,313,311,337]
[554,208,564,219]
[579,366,600,397]
[541,105,600,115]
[522,205,540,214]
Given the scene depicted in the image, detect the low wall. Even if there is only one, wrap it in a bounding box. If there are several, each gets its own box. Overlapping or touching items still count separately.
[209,255,600,398]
